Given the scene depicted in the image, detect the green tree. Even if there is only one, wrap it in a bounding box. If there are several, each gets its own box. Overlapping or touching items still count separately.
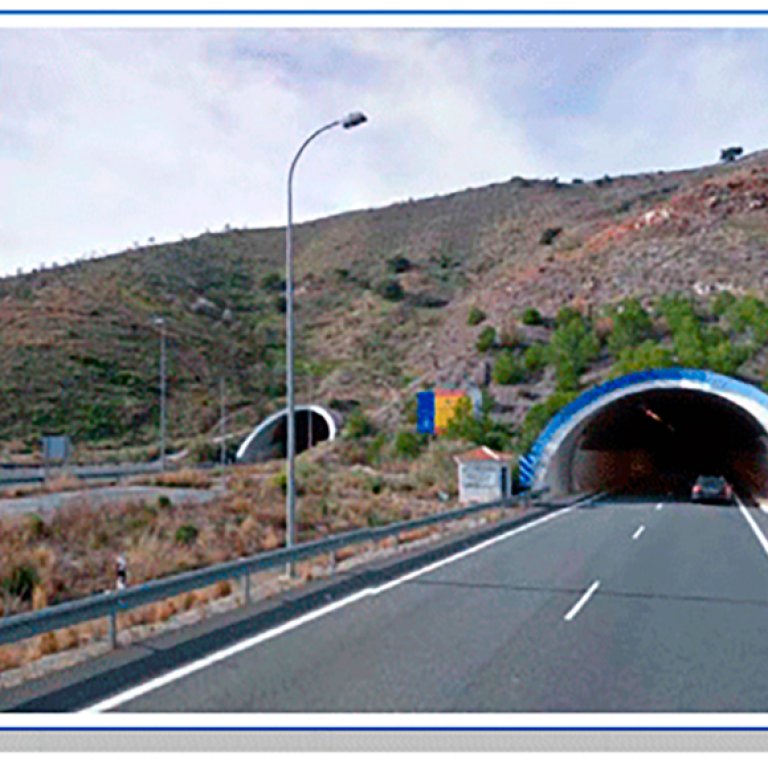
[376,279,404,302]
[521,307,543,326]
[547,316,600,390]
[607,298,652,355]
[476,326,497,352]
[725,295,768,344]
[394,431,424,459]
[492,350,526,385]
[523,343,548,373]
[672,316,707,368]
[705,339,749,375]
[711,290,737,318]
[467,306,487,326]
[345,409,375,439]
[656,293,698,334]
[555,306,583,328]
[612,340,673,376]
[444,395,511,451]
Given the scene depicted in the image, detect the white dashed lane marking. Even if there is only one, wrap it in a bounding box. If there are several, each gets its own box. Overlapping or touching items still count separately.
[564,580,600,622]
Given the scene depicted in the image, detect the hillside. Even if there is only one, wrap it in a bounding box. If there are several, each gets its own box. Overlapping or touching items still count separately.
[2,149,768,460]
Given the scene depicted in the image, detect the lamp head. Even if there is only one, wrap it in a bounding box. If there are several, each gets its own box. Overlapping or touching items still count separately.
[341,111,367,129]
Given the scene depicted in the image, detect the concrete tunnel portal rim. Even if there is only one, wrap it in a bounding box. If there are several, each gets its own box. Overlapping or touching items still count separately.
[235,404,339,463]
[518,367,768,491]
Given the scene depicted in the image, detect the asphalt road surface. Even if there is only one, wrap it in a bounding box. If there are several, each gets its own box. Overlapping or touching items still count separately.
[11,494,768,712]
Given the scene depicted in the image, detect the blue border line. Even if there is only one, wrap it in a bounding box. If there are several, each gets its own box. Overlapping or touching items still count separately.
[1,9,768,14]
[3,726,768,731]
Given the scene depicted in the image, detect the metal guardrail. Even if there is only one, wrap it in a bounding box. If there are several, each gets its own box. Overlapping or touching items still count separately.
[0,463,165,487]
[0,491,543,649]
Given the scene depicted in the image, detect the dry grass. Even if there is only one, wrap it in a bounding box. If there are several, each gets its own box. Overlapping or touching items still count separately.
[1,473,89,500]
[149,468,213,489]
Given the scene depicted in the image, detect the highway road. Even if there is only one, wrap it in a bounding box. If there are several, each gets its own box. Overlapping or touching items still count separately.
[8,494,768,712]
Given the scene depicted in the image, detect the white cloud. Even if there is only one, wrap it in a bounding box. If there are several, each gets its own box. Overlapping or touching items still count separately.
[1,28,767,275]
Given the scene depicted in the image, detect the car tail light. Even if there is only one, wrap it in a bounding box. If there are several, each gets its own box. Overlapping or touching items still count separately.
[693,485,702,494]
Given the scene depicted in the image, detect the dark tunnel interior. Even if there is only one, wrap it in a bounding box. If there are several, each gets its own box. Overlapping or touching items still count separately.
[264,410,332,459]
[549,389,768,497]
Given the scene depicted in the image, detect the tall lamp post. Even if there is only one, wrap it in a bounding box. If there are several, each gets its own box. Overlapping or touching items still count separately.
[153,316,167,471]
[285,111,367,570]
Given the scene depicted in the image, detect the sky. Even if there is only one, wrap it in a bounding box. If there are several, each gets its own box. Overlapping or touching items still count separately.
[1,26,767,275]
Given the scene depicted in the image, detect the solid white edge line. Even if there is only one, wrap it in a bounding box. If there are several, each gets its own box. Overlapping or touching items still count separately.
[735,494,768,560]
[563,580,601,622]
[81,493,603,713]
[632,524,645,541]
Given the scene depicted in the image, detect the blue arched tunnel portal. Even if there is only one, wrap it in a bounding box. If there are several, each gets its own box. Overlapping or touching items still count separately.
[520,369,768,497]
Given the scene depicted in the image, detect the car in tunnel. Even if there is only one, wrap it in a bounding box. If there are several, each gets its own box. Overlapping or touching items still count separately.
[691,475,734,504]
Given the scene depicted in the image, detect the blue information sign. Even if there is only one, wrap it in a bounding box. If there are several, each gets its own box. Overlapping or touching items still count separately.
[416,391,435,434]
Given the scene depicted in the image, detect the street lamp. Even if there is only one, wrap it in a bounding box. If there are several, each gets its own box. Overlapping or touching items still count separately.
[153,316,167,471]
[285,111,368,570]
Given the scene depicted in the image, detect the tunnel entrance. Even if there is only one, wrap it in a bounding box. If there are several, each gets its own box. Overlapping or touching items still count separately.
[560,389,768,496]
[236,406,337,463]
[522,369,768,498]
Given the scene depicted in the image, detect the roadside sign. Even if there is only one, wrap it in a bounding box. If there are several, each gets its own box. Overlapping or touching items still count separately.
[417,391,435,434]
[42,435,71,464]
[417,388,473,435]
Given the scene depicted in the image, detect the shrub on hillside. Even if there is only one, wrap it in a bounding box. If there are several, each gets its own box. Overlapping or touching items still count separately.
[261,272,285,291]
[521,307,543,326]
[365,433,389,466]
[612,340,673,376]
[705,339,750,375]
[467,306,486,326]
[476,326,497,353]
[547,315,600,391]
[175,524,199,546]
[376,279,404,302]
[555,306,583,328]
[725,296,768,344]
[671,316,707,368]
[523,343,548,373]
[493,350,526,385]
[394,431,424,460]
[2,563,40,602]
[656,294,698,333]
[539,227,562,246]
[345,409,376,440]
[444,395,511,451]
[607,298,653,355]
[188,437,219,464]
[388,255,412,274]
[711,290,737,318]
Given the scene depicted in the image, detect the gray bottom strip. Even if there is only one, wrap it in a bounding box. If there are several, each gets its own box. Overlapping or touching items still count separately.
[0,730,765,752]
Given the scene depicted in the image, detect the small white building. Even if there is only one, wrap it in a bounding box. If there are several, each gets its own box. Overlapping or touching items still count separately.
[454,446,512,503]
